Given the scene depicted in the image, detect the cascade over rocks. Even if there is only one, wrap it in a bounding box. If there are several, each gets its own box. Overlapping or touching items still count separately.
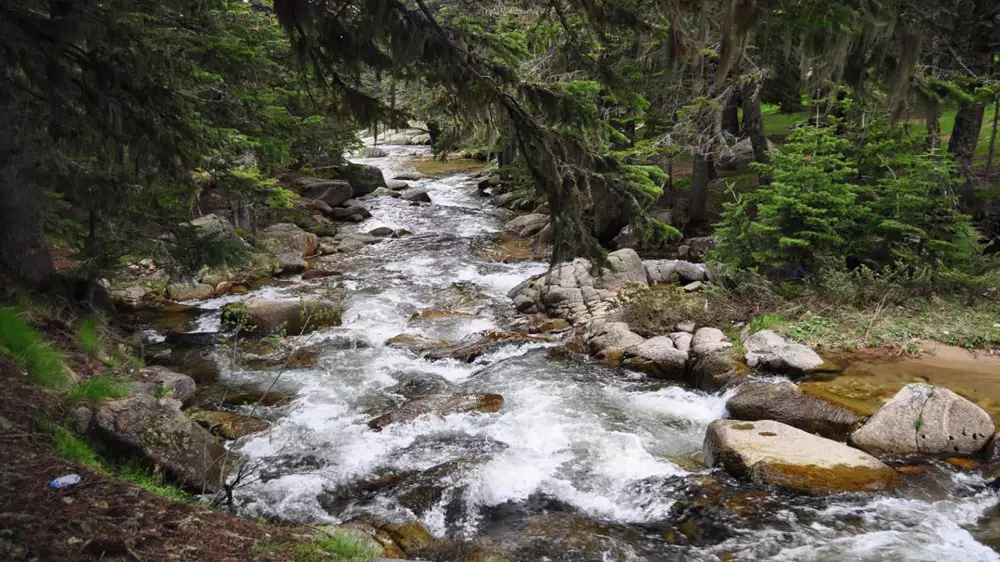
[743,330,824,374]
[850,383,995,459]
[91,394,239,493]
[704,419,899,494]
[726,382,862,441]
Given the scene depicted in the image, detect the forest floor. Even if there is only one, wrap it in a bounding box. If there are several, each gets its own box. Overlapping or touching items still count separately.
[0,355,307,562]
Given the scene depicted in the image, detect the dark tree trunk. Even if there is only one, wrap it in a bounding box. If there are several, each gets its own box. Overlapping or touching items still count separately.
[987,98,999,174]
[949,101,985,206]
[426,121,441,150]
[762,56,804,113]
[741,83,771,183]
[0,166,55,288]
[722,92,741,136]
[926,102,941,151]
[689,153,714,226]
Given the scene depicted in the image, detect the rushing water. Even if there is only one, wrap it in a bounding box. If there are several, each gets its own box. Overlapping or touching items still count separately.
[156,145,1000,561]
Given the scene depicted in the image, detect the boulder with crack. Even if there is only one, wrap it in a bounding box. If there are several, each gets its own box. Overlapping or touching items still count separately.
[91,394,240,492]
[850,383,995,459]
[743,330,824,374]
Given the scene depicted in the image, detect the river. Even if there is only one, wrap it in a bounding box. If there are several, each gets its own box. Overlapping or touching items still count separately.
[161,145,1000,561]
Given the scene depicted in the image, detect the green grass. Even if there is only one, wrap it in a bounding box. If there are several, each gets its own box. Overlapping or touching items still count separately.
[293,531,380,562]
[47,422,102,470]
[251,539,285,561]
[68,376,133,404]
[0,307,69,390]
[116,461,190,502]
[75,317,104,358]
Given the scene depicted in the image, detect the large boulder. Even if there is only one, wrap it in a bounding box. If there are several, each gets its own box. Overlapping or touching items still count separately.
[92,394,238,492]
[167,282,214,302]
[368,393,504,431]
[261,223,319,258]
[691,327,732,355]
[401,189,431,203]
[586,322,646,358]
[726,382,862,441]
[134,366,197,406]
[189,214,246,246]
[642,259,709,285]
[225,299,341,335]
[743,330,824,374]
[622,336,688,379]
[295,178,355,207]
[337,163,388,196]
[508,249,647,325]
[704,419,898,494]
[502,214,549,238]
[850,383,995,459]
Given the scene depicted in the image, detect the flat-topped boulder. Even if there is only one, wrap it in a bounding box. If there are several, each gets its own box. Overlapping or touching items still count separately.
[744,330,824,374]
[622,336,688,379]
[224,299,341,335]
[586,322,645,358]
[726,382,862,441]
[850,383,995,459]
[704,419,898,494]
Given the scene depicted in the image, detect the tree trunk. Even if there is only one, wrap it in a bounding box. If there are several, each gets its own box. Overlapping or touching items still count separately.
[742,82,771,184]
[926,101,941,151]
[722,91,741,136]
[762,56,804,113]
[987,98,999,174]
[689,153,713,226]
[0,166,55,288]
[949,101,985,206]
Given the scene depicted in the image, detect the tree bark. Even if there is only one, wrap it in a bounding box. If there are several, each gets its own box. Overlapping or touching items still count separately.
[949,101,985,206]
[689,153,714,226]
[926,101,941,151]
[987,98,999,174]
[0,164,55,288]
[722,91,741,136]
[741,82,771,184]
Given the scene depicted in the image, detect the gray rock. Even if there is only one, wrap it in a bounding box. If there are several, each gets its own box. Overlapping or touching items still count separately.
[368,227,395,237]
[72,407,94,434]
[189,214,246,246]
[691,327,732,355]
[594,249,648,290]
[393,172,427,181]
[674,261,708,283]
[112,286,146,305]
[850,383,995,459]
[586,322,645,357]
[385,179,409,190]
[502,214,549,237]
[340,163,387,196]
[134,366,197,406]
[685,236,717,260]
[683,281,705,292]
[670,332,693,355]
[401,189,432,203]
[372,187,402,198]
[690,349,743,392]
[261,223,319,259]
[644,260,678,284]
[717,138,774,172]
[226,299,341,335]
[704,419,898,494]
[328,206,372,221]
[358,146,388,158]
[623,336,688,379]
[727,382,862,441]
[611,225,638,250]
[676,320,696,333]
[295,178,355,207]
[92,394,238,492]
[368,393,504,431]
[744,330,823,374]
[168,282,214,302]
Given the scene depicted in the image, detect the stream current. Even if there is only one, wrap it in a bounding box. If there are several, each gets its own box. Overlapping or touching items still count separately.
[163,146,1000,561]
